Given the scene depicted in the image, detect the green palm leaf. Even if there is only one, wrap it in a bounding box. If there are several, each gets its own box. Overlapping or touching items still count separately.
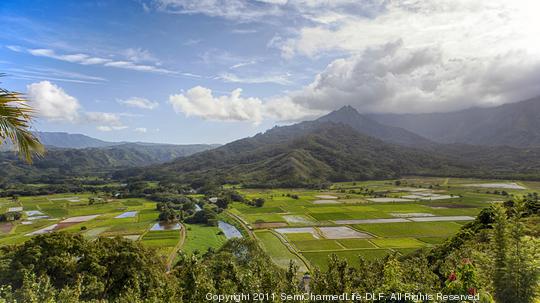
[0,75,44,163]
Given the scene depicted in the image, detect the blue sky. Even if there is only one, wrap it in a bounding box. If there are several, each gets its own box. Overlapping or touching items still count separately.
[2,0,540,144]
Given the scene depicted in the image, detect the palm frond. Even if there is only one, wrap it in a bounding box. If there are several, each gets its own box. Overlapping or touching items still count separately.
[0,79,45,163]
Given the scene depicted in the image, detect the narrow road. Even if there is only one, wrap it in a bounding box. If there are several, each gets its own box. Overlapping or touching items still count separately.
[166,223,186,272]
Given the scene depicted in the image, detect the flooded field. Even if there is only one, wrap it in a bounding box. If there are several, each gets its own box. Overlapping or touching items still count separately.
[150,222,182,231]
[115,211,138,218]
[218,221,242,239]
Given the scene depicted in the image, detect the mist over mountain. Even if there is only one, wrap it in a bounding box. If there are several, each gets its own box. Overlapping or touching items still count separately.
[369,96,540,148]
[316,105,434,147]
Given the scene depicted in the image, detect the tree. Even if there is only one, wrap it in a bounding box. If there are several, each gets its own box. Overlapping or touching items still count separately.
[0,75,44,163]
[492,201,540,303]
[253,198,265,208]
[158,205,178,223]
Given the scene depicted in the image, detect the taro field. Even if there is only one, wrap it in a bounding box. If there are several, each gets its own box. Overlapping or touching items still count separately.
[0,193,226,264]
[229,177,539,270]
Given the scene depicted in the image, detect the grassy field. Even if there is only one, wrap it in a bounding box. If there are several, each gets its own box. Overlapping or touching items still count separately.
[255,230,308,272]
[228,177,535,270]
[353,221,462,238]
[181,224,226,255]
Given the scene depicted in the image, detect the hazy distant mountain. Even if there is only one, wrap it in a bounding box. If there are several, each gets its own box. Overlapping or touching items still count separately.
[0,132,116,151]
[369,96,540,148]
[317,106,434,147]
[34,132,118,149]
[0,142,219,183]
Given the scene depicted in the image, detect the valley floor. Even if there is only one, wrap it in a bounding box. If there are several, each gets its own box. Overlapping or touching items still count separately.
[1,177,537,271]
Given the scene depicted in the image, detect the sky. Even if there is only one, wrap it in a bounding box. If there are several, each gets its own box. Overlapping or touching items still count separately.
[2,0,540,144]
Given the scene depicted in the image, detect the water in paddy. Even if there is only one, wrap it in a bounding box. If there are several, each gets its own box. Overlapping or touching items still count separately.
[150,222,182,231]
[115,211,138,218]
[218,221,242,239]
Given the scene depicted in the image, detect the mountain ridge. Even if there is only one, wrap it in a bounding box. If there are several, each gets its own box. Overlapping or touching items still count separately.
[118,119,472,186]
[317,105,434,147]
[369,96,540,147]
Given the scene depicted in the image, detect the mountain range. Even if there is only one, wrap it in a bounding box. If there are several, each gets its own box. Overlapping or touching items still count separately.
[121,101,540,186]
[0,134,219,184]
[119,120,454,186]
[369,96,540,147]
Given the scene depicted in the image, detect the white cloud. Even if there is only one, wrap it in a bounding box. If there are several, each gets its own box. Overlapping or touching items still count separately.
[85,112,125,127]
[118,97,159,110]
[153,0,285,22]
[263,96,323,122]
[274,1,540,59]
[288,41,540,113]
[135,127,148,133]
[231,29,257,34]
[168,86,322,123]
[5,66,106,84]
[9,46,177,74]
[96,125,128,132]
[123,48,159,63]
[150,0,383,23]
[218,72,291,85]
[171,37,540,122]
[26,81,131,129]
[154,0,540,115]
[230,60,256,69]
[169,86,264,122]
[26,81,80,122]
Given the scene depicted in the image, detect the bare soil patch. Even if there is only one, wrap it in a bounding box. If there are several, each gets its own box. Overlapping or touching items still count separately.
[0,223,13,234]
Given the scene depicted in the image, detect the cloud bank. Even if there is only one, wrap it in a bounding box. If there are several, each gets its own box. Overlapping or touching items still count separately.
[27,81,81,122]
[26,81,130,131]
[168,86,322,123]
[161,0,540,120]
